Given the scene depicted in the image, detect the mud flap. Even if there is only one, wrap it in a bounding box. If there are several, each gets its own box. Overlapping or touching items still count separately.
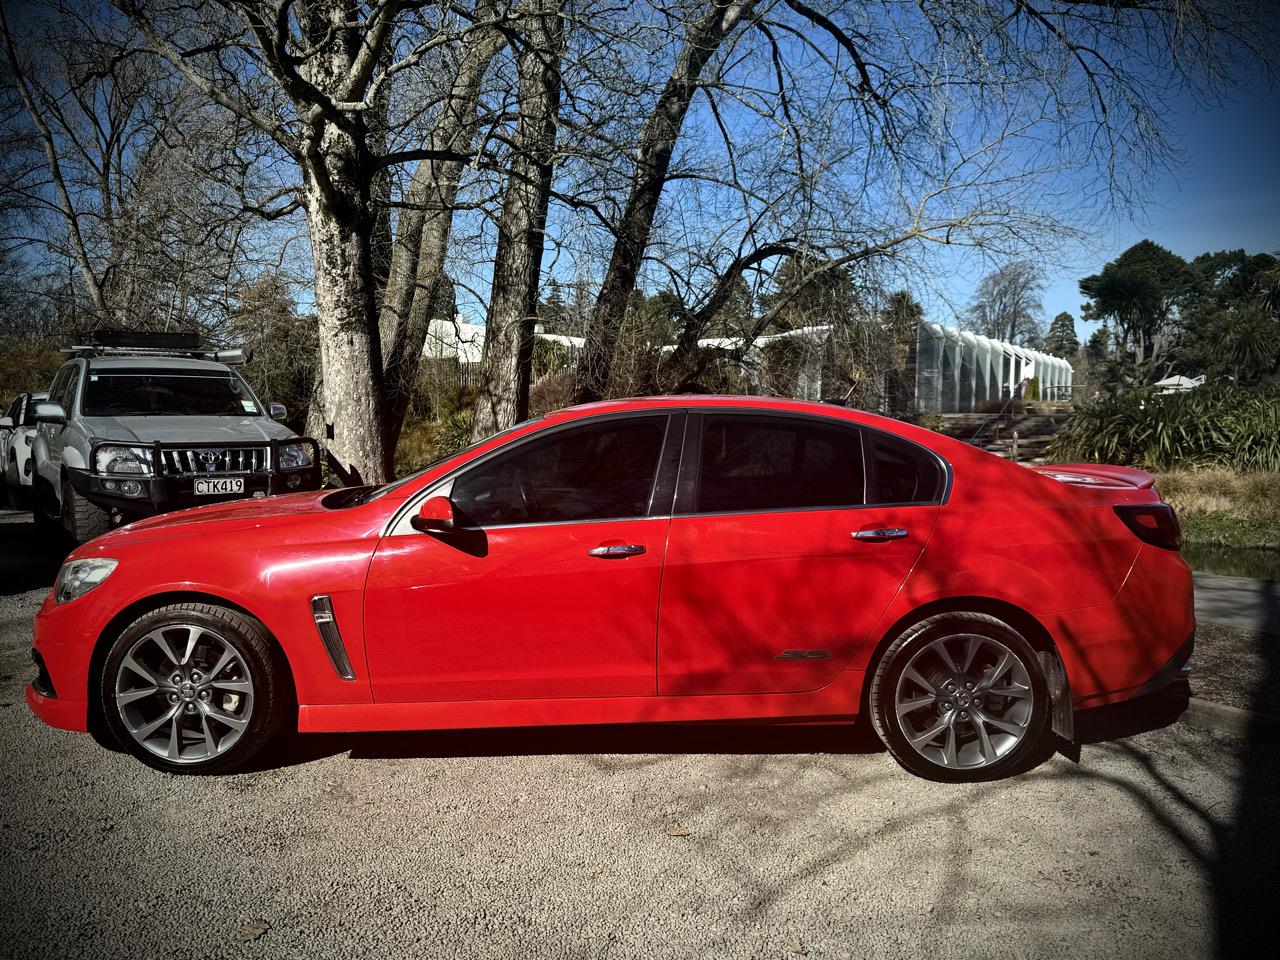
[1039,649,1076,750]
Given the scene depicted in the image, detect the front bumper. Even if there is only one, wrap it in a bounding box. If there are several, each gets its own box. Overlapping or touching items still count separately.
[26,587,104,734]
[68,438,320,518]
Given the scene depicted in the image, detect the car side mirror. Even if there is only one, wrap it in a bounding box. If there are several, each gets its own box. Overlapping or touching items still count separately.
[269,403,287,421]
[0,416,12,428]
[411,495,457,533]
[34,402,66,425]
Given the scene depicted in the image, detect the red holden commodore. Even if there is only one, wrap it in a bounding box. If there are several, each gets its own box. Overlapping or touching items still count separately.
[27,396,1193,781]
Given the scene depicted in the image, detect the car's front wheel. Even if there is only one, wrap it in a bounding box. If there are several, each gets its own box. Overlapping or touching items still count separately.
[869,612,1051,782]
[99,603,291,774]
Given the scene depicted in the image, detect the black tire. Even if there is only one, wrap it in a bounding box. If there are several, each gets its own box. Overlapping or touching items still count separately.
[61,474,110,543]
[869,612,1051,783]
[99,602,293,774]
[32,475,62,537]
[5,456,30,510]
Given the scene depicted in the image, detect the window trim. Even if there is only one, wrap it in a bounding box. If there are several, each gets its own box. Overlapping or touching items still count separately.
[387,410,685,535]
[673,409,951,519]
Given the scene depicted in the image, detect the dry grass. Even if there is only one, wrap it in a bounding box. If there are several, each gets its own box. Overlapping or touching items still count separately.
[394,417,439,476]
[1156,468,1280,517]
[1156,468,1280,549]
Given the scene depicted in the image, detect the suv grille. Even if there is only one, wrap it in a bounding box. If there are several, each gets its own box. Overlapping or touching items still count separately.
[157,446,271,476]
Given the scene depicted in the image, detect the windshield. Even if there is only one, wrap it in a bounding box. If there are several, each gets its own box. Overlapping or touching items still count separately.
[333,420,542,508]
[82,368,261,418]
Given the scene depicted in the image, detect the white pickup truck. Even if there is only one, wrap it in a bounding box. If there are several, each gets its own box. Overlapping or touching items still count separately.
[31,333,321,542]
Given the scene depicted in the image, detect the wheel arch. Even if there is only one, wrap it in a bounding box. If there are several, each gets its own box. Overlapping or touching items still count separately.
[862,595,1073,739]
[86,589,298,741]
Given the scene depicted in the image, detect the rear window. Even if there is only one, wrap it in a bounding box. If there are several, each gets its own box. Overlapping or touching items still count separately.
[83,368,260,418]
[867,434,945,504]
[696,415,865,513]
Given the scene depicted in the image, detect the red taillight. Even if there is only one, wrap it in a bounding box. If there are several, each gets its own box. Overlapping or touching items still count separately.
[1114,504,1182,550]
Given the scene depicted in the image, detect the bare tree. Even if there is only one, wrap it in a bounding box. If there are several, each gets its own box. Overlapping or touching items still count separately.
[964,261,1047,345]
[471,0,562,439]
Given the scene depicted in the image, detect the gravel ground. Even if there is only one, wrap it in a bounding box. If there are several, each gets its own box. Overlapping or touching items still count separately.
[2,509,1278,959]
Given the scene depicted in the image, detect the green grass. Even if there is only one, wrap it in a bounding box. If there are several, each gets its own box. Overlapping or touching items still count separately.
[1155,468,1280,550]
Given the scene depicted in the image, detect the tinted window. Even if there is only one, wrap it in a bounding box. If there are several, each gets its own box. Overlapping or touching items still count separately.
[451,416,667,526]
[696,415,864,513]
[82,368,260,417]
[868,434,944,504]
[62,366,81,414]
[46,368,70,412]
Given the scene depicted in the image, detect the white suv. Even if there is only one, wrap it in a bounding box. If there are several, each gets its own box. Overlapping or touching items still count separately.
[32,337,321,542]
[0,391,47,507]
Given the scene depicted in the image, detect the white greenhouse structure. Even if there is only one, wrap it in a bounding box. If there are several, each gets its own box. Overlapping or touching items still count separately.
[915,322,1072,412]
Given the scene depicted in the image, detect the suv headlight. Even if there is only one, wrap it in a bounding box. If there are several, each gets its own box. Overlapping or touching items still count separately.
[278,442,313,470]
[94,445,153,476]
[54,558,118,604]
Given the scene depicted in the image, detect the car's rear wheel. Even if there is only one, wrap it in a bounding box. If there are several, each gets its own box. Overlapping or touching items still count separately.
[869,612,1050,782]
[100,603,291,774]
[61,475,110,543]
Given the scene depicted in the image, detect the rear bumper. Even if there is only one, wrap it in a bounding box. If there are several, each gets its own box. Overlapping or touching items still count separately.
[1131,631,1195,700]
[1052,544,1196,709]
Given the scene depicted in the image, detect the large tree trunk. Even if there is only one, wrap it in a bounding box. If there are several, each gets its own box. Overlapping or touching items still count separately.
[470,0,562,440]
[297,1,390,484]
[303,156,391,484]
[380,13,504,451]
[572,1,756,404]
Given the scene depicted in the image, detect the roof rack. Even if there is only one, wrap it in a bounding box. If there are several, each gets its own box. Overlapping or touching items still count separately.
[62,329,249,365]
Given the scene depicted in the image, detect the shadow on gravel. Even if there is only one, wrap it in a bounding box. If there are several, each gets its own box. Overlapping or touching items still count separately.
[248,718,886,771]
[1213,577,1279,959]
[0,511,69,595]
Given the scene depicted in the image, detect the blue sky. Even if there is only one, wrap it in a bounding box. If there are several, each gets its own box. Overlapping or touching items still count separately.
[1018,84,1278,340]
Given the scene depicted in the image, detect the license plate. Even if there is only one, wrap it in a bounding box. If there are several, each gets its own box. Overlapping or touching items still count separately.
[194,477,245,496]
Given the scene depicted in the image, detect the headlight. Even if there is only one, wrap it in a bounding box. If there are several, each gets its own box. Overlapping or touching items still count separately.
[54,558,118,604]
[278,442,313,470]
[94,445,153,476]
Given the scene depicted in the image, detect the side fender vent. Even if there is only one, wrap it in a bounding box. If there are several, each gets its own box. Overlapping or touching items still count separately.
[311,595,356,681]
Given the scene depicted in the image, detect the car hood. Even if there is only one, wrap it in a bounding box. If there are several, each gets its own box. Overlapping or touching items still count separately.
[80,415,296,444]
[90,489,336,547]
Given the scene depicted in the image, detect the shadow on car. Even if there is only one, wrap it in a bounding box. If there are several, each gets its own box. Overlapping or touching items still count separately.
[0,511,70,595]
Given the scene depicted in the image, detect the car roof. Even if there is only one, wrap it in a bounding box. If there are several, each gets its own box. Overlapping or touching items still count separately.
[549,394,904,432]
[554,394,845,417]
[83,356,234,373]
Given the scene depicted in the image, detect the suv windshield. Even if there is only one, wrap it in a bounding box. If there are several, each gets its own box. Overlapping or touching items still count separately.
[82,367,261,417]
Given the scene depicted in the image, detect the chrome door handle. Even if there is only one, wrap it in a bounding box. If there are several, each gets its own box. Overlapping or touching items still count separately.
[851,528,909,541]
[588,544,647,558]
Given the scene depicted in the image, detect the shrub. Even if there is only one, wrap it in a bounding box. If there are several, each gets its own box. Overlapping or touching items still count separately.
[1047,387,1280,470]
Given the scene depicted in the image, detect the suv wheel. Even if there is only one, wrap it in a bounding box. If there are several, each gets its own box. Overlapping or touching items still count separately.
[869,612,1050,782]
[6,455,29,510]
[32,475,60,535]
[100,603,292,774]
[61,475,110,542]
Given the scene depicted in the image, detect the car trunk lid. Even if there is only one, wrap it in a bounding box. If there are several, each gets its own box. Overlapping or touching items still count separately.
[1030,463,1157,490]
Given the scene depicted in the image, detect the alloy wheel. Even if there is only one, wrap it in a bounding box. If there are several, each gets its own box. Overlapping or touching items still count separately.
[113,624,255,764]
[893,633,1034,770]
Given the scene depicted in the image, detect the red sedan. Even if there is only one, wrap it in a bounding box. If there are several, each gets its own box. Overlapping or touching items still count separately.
[27,396,1193,781]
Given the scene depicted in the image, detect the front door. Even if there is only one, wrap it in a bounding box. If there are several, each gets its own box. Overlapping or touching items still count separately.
[658,413,943,696]
[365,413,679,702]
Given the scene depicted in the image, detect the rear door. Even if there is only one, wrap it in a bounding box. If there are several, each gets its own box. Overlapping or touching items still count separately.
[657,412,944,696]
